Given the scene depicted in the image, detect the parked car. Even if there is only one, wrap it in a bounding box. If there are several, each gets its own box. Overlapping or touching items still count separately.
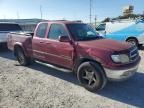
[96,19,144,47]
[0,23,22,47]
[7,21,140,92]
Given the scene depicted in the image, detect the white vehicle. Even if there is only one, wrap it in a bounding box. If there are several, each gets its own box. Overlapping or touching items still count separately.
[0,23,22,46]
[96,19,144,46]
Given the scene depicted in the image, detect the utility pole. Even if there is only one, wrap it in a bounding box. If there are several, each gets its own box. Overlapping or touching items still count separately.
[90,0,92,25]
[95,15,97,27]
[40,5,43,20]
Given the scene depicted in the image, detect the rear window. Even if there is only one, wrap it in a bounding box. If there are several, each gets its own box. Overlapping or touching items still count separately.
[0,24,22,31]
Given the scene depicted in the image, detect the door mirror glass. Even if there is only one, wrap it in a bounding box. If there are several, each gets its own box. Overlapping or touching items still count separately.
[59,35,71,42]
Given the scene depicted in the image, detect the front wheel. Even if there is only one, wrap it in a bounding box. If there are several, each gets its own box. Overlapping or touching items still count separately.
[77,62,107,92]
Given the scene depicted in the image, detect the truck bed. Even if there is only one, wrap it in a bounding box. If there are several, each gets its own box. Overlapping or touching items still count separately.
[7,32,33,56]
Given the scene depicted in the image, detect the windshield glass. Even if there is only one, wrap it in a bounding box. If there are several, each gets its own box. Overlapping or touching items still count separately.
[67,24,102,41]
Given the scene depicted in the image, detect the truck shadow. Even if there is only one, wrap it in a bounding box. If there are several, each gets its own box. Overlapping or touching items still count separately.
[28,61,144,107]
[98,72,144,107]
[0,49,15,60]
[0,51,144,107]
[30,62,144,107]
[139,45,144,50]
[28,62,78,85]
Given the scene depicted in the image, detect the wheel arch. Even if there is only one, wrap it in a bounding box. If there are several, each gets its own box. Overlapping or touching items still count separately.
[73,57,105,74]
[14,43,25,56]
[126,36,139,43]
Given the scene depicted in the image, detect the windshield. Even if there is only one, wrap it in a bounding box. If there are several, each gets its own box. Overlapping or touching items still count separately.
[67,24,102,41]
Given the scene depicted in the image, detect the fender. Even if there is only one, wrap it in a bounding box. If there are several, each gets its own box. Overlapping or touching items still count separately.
[73,56,104,74]
[126,36,138,42]
[14,42,28,57]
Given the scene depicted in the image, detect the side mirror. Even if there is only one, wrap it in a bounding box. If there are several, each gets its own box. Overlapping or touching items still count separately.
[59,35,71,42]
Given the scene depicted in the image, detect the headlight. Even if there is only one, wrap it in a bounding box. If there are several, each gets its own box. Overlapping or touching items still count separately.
[111,54,130,63]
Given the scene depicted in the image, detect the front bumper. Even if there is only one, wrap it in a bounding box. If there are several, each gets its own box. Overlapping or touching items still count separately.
[104,64,139,81]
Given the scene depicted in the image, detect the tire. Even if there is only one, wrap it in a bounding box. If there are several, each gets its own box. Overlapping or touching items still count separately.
[77,61,107,92]
[15,47,31,66]
[127,38,138,47]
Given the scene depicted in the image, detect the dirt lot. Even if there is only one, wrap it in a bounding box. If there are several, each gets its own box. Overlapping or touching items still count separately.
[0,49,144,108]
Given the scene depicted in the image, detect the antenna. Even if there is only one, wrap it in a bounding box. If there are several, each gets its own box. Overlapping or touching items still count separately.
[90,0,92,24]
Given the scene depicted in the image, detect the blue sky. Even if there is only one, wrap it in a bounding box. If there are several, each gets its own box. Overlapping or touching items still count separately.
[0,0,144,22]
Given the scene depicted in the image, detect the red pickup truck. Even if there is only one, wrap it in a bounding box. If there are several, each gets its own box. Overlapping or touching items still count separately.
[7,21,141,92]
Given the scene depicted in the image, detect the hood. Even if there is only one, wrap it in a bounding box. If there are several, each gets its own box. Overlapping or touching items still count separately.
[77,39,132,52]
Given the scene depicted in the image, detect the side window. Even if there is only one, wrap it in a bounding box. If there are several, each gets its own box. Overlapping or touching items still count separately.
[36,23,48,38]
[48,24,68,40]
[96,24,106,31]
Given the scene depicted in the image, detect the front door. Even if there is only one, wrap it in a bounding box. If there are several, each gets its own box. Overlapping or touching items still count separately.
[45,23,74,68]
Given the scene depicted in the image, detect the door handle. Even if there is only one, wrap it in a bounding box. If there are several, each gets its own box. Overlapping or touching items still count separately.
[46,42,51,44]
[40,41,44,43]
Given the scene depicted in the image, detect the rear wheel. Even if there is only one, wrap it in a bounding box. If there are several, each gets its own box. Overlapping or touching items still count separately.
[77,61,107,92]
[15,47,31,66]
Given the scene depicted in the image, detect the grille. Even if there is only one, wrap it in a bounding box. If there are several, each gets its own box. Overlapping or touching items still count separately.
[129,47,139,62]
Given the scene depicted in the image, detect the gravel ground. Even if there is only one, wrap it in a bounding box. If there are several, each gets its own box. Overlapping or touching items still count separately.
[0,49,144,108]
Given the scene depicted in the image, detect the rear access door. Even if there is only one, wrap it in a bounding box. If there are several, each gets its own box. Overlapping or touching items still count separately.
[32,23,48,61]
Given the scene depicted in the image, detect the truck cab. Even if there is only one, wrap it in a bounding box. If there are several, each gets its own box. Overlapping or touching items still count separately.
[32,22,74,68]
